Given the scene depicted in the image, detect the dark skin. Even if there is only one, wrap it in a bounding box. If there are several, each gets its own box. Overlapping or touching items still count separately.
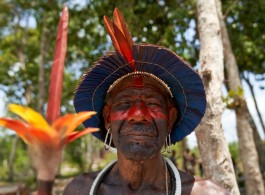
[63,76,229,195]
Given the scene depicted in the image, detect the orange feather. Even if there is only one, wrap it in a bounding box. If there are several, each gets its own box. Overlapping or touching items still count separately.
[103,16,122,54]
[113,8,133,47]
[104,8,135,70]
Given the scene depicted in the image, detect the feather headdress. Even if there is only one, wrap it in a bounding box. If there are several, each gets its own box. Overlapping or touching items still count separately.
[74,8,206,144]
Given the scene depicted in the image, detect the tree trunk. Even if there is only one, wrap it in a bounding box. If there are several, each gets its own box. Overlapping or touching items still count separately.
[195,0,240,194]
[248,107,265,182]
[243,74,265,181]
[216,0,265,194]
[8,136,19,181]
[243,72,265,135]
[181,138,188,171]
[84,135,93,171]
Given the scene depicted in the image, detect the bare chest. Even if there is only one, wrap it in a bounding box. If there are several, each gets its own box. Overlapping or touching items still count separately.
[96,182,173,195]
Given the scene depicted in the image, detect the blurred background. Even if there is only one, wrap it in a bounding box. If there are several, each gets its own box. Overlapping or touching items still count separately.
[0,0,264,194]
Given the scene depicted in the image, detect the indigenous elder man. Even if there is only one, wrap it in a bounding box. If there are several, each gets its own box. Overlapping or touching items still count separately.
[62,9,229,195]
[36,8,228,195]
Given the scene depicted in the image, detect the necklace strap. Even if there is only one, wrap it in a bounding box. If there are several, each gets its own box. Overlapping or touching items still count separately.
[90,158,181,195]
[164,158,169,195]
[89,160,116,195]
[164,157,182,195]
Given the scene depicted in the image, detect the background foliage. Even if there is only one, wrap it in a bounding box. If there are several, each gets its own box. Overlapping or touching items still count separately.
[0,0,264,189]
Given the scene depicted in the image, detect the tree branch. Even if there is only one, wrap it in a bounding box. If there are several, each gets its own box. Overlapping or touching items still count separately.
[223,0,239,19]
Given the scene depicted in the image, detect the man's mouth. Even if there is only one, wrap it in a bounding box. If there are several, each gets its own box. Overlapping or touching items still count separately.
[122,133,156,137]
[120,133,157,143]
[120,124,157,137]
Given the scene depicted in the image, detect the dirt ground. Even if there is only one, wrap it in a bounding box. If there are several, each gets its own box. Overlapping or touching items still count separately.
[0,178,73,195]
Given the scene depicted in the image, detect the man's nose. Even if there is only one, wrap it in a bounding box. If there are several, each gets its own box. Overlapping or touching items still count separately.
[127,102,151,123]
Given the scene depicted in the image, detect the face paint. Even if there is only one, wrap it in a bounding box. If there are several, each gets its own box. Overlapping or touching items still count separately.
[105,75,176,161]
[131,76,143,88]
[109,97,168,122]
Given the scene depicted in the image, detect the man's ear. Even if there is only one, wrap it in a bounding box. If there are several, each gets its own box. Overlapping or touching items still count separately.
[103,104,111,130]
[167,106,178,134]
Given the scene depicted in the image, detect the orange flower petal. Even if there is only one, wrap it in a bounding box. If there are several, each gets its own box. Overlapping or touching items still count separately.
[28,127,59,146]
[0,118,31,144]
[51,114,77,135]
[2,104,97,148]
[65,112,97,135]
[8,104,57,137]
[52,111,96,137]
[63,127,99,145]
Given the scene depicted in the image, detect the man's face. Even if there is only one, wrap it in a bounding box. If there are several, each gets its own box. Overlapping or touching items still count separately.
[103,76,177,161]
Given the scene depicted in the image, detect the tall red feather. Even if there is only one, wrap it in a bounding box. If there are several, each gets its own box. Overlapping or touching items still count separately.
[104,8,135,70]
[46,7,68,124]
[103,16,122,53]
[113,8,133,47]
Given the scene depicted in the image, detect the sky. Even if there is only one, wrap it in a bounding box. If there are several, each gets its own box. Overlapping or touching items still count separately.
[0,91,7,116]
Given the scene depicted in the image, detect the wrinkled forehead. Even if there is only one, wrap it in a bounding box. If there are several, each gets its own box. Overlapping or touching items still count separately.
[106,75,171,102]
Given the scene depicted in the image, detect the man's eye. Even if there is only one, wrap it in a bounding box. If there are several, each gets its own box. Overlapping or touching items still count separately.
[116,101,131,106]
[121,101,130,105]
[147,102,161,107]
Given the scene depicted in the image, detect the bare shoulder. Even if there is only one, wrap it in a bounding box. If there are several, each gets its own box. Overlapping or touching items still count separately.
[178,170,229,195]
[63,172,99,195]
[191,177,230,195]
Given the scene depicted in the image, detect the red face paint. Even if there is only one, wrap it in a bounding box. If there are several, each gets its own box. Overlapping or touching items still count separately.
[127,102,151,122]
[105,78,176,161]
[131,76,144,88]
[109,94,168,122]
[107,75,171,125]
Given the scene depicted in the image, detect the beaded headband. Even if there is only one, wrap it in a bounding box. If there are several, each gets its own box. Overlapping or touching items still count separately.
[107,71,173,97]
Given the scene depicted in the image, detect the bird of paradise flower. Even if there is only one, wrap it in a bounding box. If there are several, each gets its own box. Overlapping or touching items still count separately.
[0,7,99,187]
[0,7,98,147]
[0,104,98,147]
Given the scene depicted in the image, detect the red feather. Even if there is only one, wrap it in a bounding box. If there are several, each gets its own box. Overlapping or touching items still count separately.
[104,8,135,70]
[113,8,133,47]
[104,16,122,53]
[46,7,68,124]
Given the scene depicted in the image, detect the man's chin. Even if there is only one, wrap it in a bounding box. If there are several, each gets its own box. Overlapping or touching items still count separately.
[117,140,159,161]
